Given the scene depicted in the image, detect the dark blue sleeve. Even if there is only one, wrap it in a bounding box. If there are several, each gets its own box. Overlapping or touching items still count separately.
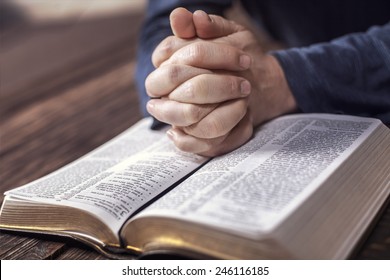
[273,22,390,124]
[135,0,233,117]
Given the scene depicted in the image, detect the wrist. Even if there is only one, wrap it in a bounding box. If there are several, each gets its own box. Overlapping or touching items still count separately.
[250,54,298,126]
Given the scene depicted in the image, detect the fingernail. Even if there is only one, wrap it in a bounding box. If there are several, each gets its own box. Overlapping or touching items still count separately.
[146,100,155,113]
[201,10,212,22]
[239,55,251,69]
[195,10,212,22]
[166,129,176,141]
[240,80,251,95]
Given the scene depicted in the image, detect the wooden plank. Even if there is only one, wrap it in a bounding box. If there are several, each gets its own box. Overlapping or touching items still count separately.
[55,247,107,260]
[0,5,145,259]
[1,41,139,119]
[0,231,66,259]
[356,205,390,259]
[0,231,31,258]
[0,12,144,107]
[0,62,142,193]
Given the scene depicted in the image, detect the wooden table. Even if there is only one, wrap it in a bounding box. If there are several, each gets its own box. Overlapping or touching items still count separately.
[0,3,389,260]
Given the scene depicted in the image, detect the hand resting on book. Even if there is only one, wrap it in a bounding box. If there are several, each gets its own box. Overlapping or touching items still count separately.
[145,8,297,157]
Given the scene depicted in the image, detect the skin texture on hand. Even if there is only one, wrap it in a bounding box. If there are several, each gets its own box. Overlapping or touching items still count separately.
[146,8,297,156]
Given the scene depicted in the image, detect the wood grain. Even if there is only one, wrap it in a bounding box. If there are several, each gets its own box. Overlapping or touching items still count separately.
[0,6,143,260]
[0,3,389,260]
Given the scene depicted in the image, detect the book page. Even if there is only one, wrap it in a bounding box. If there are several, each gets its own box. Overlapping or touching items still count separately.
[134,114,381,238]
[5,118,208,233]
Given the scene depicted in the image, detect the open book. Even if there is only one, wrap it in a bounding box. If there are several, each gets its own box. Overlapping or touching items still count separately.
[1,114,389,259]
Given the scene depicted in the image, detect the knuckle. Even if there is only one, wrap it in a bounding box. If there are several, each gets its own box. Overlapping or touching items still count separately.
[173,138,190,152]
[200,138,225,157]
[227,76,238,95]
[188,76,206,99]
[241,30,254,40]
[202,139,216,153]
[241,118,254,140]
[153,36,176,66]
[237,98,249,112]
[183,80,195,100]
[210,118,225,136]
[187,42,206,62]
[145,74,154,96]
[202,117,225,138]
[166,64,181,85]
[222,45,235,58]
[201,148,221,158]
[160,36,176,54]
[225,99,248,122]
[183,104,203,125]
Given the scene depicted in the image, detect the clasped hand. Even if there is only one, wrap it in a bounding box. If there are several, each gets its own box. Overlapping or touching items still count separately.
[146,8,296,156]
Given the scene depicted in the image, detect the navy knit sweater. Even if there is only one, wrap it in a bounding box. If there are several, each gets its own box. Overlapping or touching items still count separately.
[135,0,390,124]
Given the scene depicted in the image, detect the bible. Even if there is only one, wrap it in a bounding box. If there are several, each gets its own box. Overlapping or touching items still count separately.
[0,113,389,259]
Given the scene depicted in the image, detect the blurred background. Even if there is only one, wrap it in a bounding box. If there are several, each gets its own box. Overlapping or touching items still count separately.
[1,0,146,116]
[0,0,147,195]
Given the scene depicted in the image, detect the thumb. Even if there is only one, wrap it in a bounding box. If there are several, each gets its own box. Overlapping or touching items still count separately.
[169,7,196,39]
[193,10,244,39]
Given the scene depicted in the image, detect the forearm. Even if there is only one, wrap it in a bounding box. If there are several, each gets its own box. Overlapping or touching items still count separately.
[273,23,390,124]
